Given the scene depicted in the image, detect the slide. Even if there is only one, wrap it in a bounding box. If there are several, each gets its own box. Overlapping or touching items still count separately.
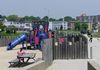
[7,34,28,50]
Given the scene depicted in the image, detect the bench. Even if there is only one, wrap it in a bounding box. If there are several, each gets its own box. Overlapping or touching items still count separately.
[9,58,20,66]
[9,53,36,66]
[26,53,36,62]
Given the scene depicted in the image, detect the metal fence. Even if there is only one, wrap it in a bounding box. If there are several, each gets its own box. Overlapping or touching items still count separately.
[0,36,17,47]
[52,34,88,59]
[42,39,53,68]
[42,33,88,61]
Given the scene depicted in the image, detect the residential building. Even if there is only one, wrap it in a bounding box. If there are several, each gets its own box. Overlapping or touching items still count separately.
[76,14,100,32]
[49,21,68,30]
[76,14,100,24]
[3,19,32,31]
[67,21,75,30]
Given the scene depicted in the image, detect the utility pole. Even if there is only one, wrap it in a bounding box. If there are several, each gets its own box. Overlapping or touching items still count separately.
[48,9,50,22]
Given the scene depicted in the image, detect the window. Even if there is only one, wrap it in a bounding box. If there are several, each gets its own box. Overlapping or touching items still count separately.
[26,24,30,27]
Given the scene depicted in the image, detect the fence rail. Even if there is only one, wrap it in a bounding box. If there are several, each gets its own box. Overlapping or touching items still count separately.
[53,33,88,59]
[0,36,17,47]
[42,33,88,62]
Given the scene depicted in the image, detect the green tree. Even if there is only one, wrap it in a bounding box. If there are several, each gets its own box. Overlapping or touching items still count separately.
[7,15,19,21]
[42,16,49,21]
[64,16,75,22]
[0,15,6,21]
[58,18,63,21]
[60,25,63,30]
[81,23,88,31]
[74,22,80,31]
[2,16,6,21]
[49,18,56,21]
[23,16,29,21]
[6,25,17,34]
[35,16,41,21]
[23,16,40,21]
[0,21,6,31]
[0,15,3,21]
[29,16,36,21]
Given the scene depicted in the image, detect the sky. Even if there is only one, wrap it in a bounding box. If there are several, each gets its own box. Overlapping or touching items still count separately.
[0,0,100,18]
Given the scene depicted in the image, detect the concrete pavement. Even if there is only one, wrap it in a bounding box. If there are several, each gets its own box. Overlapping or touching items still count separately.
[46,37,100,70]
[0,45,42,70]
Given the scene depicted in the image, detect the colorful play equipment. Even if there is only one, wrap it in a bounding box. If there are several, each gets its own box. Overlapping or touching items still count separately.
[7,33,28,50]
[30,22,51,49]
[7,21,53,50]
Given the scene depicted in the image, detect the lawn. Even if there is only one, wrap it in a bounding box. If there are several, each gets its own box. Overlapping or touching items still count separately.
[58,30,100,38]
[58,30,80,34]
[0,31,23,36]
[92,32,100,38]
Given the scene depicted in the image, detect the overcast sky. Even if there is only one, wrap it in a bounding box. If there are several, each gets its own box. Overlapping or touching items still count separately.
[0,0,100,18]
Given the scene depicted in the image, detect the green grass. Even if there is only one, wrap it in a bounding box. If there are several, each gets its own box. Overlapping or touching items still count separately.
[59,30,100,38]
[92,32,100,38]
[0,31,22,36]
[58,30,80,34]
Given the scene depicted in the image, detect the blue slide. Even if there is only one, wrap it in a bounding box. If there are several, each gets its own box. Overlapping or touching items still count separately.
[7,34,28,50]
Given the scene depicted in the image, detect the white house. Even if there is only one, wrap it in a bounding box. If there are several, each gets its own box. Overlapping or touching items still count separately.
[3,19,32,31]
[48,21,68,30]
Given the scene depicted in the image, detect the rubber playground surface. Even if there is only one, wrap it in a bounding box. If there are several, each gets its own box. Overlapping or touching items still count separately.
[0,45,42,70]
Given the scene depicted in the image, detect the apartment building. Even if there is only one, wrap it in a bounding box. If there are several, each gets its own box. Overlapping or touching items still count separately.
[76,14,100,32]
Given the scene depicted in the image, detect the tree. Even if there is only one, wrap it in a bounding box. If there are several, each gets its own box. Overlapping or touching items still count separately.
[22,16,41,22]
[0,15,2,18]
[42,16,49,21]
[58,18,63,21]
[64,16,75,22]
[7,15,19,21]
[2,16,6,21]
[60,25,63,30]
[35,16,41,21]
[22,16,29,21]
[6,25,17,34]
[74,22,80,31]
[0,15,6,21]
[29,16,36,21]
[81,23,88,31]
[49,18,56,21]
[0,21,6,31]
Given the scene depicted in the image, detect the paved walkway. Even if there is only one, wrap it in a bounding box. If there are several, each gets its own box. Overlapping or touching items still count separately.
[47,60,88,70]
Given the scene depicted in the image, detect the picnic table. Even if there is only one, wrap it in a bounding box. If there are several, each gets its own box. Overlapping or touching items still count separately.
[18,53,36,62]
[9,53,36,66]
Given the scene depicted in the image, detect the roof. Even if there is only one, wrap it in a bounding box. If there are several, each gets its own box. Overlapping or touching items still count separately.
[50,21,67,24]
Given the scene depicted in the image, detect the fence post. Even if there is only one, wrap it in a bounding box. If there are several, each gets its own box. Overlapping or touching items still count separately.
[90,47,92,59]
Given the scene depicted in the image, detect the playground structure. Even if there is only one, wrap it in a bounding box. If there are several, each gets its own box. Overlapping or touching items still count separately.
[7,21,53,50]
[7,33,28,50]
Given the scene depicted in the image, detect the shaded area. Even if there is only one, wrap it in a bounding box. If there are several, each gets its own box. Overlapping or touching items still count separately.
[88,62,96,70]
[9,62,33,68]
[9,58,42,68]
